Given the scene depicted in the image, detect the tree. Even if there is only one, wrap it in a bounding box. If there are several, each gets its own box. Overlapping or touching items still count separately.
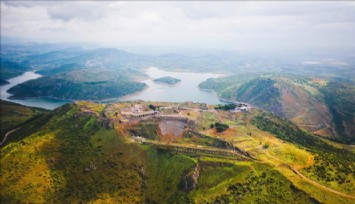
[148,104,156,111]
[215,122,229,132]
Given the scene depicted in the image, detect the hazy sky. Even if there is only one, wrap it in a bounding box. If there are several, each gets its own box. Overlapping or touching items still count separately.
[1,1,355,52]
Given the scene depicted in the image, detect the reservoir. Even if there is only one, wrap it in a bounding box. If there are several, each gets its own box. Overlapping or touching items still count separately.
[0,72,69,110]
[0,67,224,110]
[120,67,223,104]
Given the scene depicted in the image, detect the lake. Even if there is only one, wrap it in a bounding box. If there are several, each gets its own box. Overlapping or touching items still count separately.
[120,67,224,104]
[0,67,224,110]
[0,72,69,110]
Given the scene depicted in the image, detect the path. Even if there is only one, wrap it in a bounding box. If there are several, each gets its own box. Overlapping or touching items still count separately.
[265,152,355,200]
[212,109,223,122]
[1,128,20,146]
[292,168,355,199]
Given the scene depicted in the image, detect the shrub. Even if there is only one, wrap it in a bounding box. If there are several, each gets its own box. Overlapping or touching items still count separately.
[262,143,269,149]
[215,122,229,132]
[148,104,156,111]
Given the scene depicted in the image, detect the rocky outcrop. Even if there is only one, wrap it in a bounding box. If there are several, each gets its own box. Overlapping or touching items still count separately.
[180,163,200,192]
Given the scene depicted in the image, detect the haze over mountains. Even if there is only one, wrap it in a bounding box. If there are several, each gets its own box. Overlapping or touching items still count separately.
[1,1,355,203]
[1,42,355,143]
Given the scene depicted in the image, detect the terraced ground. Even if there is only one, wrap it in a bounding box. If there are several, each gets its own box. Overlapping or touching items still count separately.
[112,101,355,203]
[0,101,354,203]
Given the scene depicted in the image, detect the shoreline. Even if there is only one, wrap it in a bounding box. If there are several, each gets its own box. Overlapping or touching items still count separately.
[2,67,229,108]
[95,85,150,103]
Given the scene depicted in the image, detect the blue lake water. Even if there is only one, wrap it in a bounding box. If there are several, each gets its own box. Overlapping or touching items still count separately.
[0,67,224,110]
[0,72,69,110]
[120,67,224,104]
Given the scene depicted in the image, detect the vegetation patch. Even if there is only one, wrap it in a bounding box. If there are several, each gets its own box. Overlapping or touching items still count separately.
[8,76,146,100]
[0,100,48,143]
[252,111,355,194]
[213,169,320,203]
[214,122,229,132]
[153,76,181,85]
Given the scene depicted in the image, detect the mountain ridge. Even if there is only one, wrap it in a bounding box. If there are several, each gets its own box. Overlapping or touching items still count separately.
[1,100,354,203]
[200,75,355,143]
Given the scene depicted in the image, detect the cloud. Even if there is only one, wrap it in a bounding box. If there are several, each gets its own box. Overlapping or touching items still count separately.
[1,1,355,52]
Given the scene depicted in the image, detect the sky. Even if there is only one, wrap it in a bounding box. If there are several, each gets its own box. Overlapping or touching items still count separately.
[1,1,355,54]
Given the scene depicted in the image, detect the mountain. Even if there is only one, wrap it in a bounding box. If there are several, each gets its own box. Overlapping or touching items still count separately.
[2,43,354,82]
[36,63,82,76]
[19,47,149,72]
[2,43,354,101]
[1,101,354,203]
[199,75,355,144]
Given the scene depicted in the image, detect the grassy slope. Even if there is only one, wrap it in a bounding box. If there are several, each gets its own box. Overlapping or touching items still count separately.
[196,107,354,203]
[252,110,355,195]
[1,101,354,203]
[319,81,355,143]
[0,100,48,142]
[209,165,319,204]
[199,73,259,100]
[236,78,282,114]
[199,75,354,143]
[0,102,196,203]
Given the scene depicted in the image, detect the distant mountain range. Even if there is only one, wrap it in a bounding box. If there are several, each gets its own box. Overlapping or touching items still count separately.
[1,43,354,143]
[2,43,354,79]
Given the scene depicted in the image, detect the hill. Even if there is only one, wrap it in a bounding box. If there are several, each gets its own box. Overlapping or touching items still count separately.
[2,47,149,101]
[0,100,48,144]
[1,101,354,203]
[2,44,354,103]
[7,76,146,101]
[0,61,28,85]
[200,76,355,143]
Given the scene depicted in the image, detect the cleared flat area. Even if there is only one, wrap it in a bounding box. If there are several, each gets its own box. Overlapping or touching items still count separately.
[159,120,186,137]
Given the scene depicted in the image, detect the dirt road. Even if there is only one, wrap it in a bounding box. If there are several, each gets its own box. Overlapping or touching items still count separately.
[1,128,20,146]
[265,152,355,200]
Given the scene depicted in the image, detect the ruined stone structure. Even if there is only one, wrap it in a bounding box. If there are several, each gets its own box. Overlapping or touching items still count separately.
[187,130,253,159]
[143,142,250,161]
[121,111,159,119]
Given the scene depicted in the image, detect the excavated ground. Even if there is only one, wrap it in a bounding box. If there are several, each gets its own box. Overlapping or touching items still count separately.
[158,119,187,138]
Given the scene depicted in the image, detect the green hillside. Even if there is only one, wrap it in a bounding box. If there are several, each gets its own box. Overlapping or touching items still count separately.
[1,101,354,203]
[235,78,282,113]
[200,75,355,143]
[0,103,194,203]
[0,100,48,143]
[7,76,146,100]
